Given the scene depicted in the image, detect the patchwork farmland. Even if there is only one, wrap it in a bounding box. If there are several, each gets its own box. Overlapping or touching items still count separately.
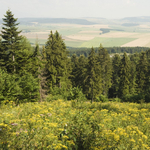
[18,18,150,48]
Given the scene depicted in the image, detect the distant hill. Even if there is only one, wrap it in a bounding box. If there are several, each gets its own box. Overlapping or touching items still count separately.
[17,18,96,25]
[121,23,139,27]
[121,16,150,23]
[1,16,150,26]
[0,18,96,25]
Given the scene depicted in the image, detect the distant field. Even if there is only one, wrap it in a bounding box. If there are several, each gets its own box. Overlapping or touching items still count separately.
[20,23,150,48]
[80,37,137,47]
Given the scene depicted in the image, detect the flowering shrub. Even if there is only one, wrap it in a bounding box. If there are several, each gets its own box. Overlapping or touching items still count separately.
[0,100,150,149]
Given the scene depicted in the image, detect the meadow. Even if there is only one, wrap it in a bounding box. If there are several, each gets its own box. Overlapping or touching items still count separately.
[20,22,150,48]
[1,99,150,149]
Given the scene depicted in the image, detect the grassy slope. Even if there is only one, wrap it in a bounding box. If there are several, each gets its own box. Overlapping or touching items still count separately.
[80,37,137,47]
[0,100,150,149]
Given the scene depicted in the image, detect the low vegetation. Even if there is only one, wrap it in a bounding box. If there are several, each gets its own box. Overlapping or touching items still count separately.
[1,100,150,149]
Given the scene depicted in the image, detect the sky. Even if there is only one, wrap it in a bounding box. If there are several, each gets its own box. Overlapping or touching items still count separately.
[0,0,150,19]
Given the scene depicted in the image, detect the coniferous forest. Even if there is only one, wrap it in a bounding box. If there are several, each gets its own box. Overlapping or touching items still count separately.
[1,10,150,150]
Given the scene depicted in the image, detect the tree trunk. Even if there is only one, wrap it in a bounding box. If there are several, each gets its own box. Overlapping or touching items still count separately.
[13,55,15,72]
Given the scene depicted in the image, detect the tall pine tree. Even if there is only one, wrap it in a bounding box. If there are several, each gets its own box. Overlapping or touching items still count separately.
[97,44,112,96]
[119,52,131,97]
[110,54,121,98]
[0,9,22,73]
[71,55,87,91]
[85,47,102,103]
[136,52,148,94]
[45,31,69,92]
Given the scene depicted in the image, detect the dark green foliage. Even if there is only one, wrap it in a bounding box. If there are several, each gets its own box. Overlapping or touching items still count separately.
[109,54,121,98]
[68,47,149,57]
[95,94,109,102]
[121,94,145,103]
[67,87,86,101]
[100,28,110,34]
[70,54,79,87]
[97,44,112,96]
[85,47,102,102]
[0,69,20,102]
[119,52,131,97]
[0,38,6,69]
[136,52,148,93]
[0,9,22,73]
[45,31,70,92]
[129,54,138,95]
[18,72,40,103]
[0,69,39,104]
[71,55,87,91]
[0,10,41,103]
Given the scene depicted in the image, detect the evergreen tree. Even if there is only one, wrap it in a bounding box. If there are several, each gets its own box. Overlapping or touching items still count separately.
[0,10,41,103]
[0,9,22,73]
[72,55,87,91]
[70,54,79,87]
[14,36,33,74]
[146,49,150,61]
[39,46,48,101]
[0,38,6,69]
[136,52,148,93]
[119,52,131,97]
[45,31,69,92]
[97,44,112,96]
[110,54,121,98]
[85,47,102,103]
[129,54,139,94]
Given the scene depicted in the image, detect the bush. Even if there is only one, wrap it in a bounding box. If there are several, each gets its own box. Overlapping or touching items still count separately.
[0,69,40,104]
[67,87,86,101]
[95,95,108,102]
[47,87,86,101]
[122,94,145,103]
[46,94,64,102]
[112,97,121,102]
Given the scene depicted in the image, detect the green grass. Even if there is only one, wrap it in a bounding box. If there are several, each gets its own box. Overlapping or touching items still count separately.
[28,37,137,48]
[59,27,100,36]
[80,37,137,47]
[59,28,84,36]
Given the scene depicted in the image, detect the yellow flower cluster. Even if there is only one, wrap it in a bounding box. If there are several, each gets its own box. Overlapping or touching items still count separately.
[0,100,150,149]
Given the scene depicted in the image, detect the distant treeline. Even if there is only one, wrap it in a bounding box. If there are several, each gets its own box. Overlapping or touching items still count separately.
[68,47,149,57]
[99,28,124,35]
[100,28,110,34]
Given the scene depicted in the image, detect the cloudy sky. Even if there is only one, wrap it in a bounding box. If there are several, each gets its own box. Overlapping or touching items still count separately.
[0,0,150,19]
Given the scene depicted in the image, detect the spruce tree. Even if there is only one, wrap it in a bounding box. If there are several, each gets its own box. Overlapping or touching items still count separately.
[136,52,148,94]
[39,46,48,101]
[129,54,138,95]
[0,10,41,103]
[45,30,69,92]
[70,54,79,87]
[72,55,87,91]
[85,47,102,103]
[0,38,6,69]
[0,9,22,73]
[110,54,121,98]
[119,52,131,97]
[97,44,112,96]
